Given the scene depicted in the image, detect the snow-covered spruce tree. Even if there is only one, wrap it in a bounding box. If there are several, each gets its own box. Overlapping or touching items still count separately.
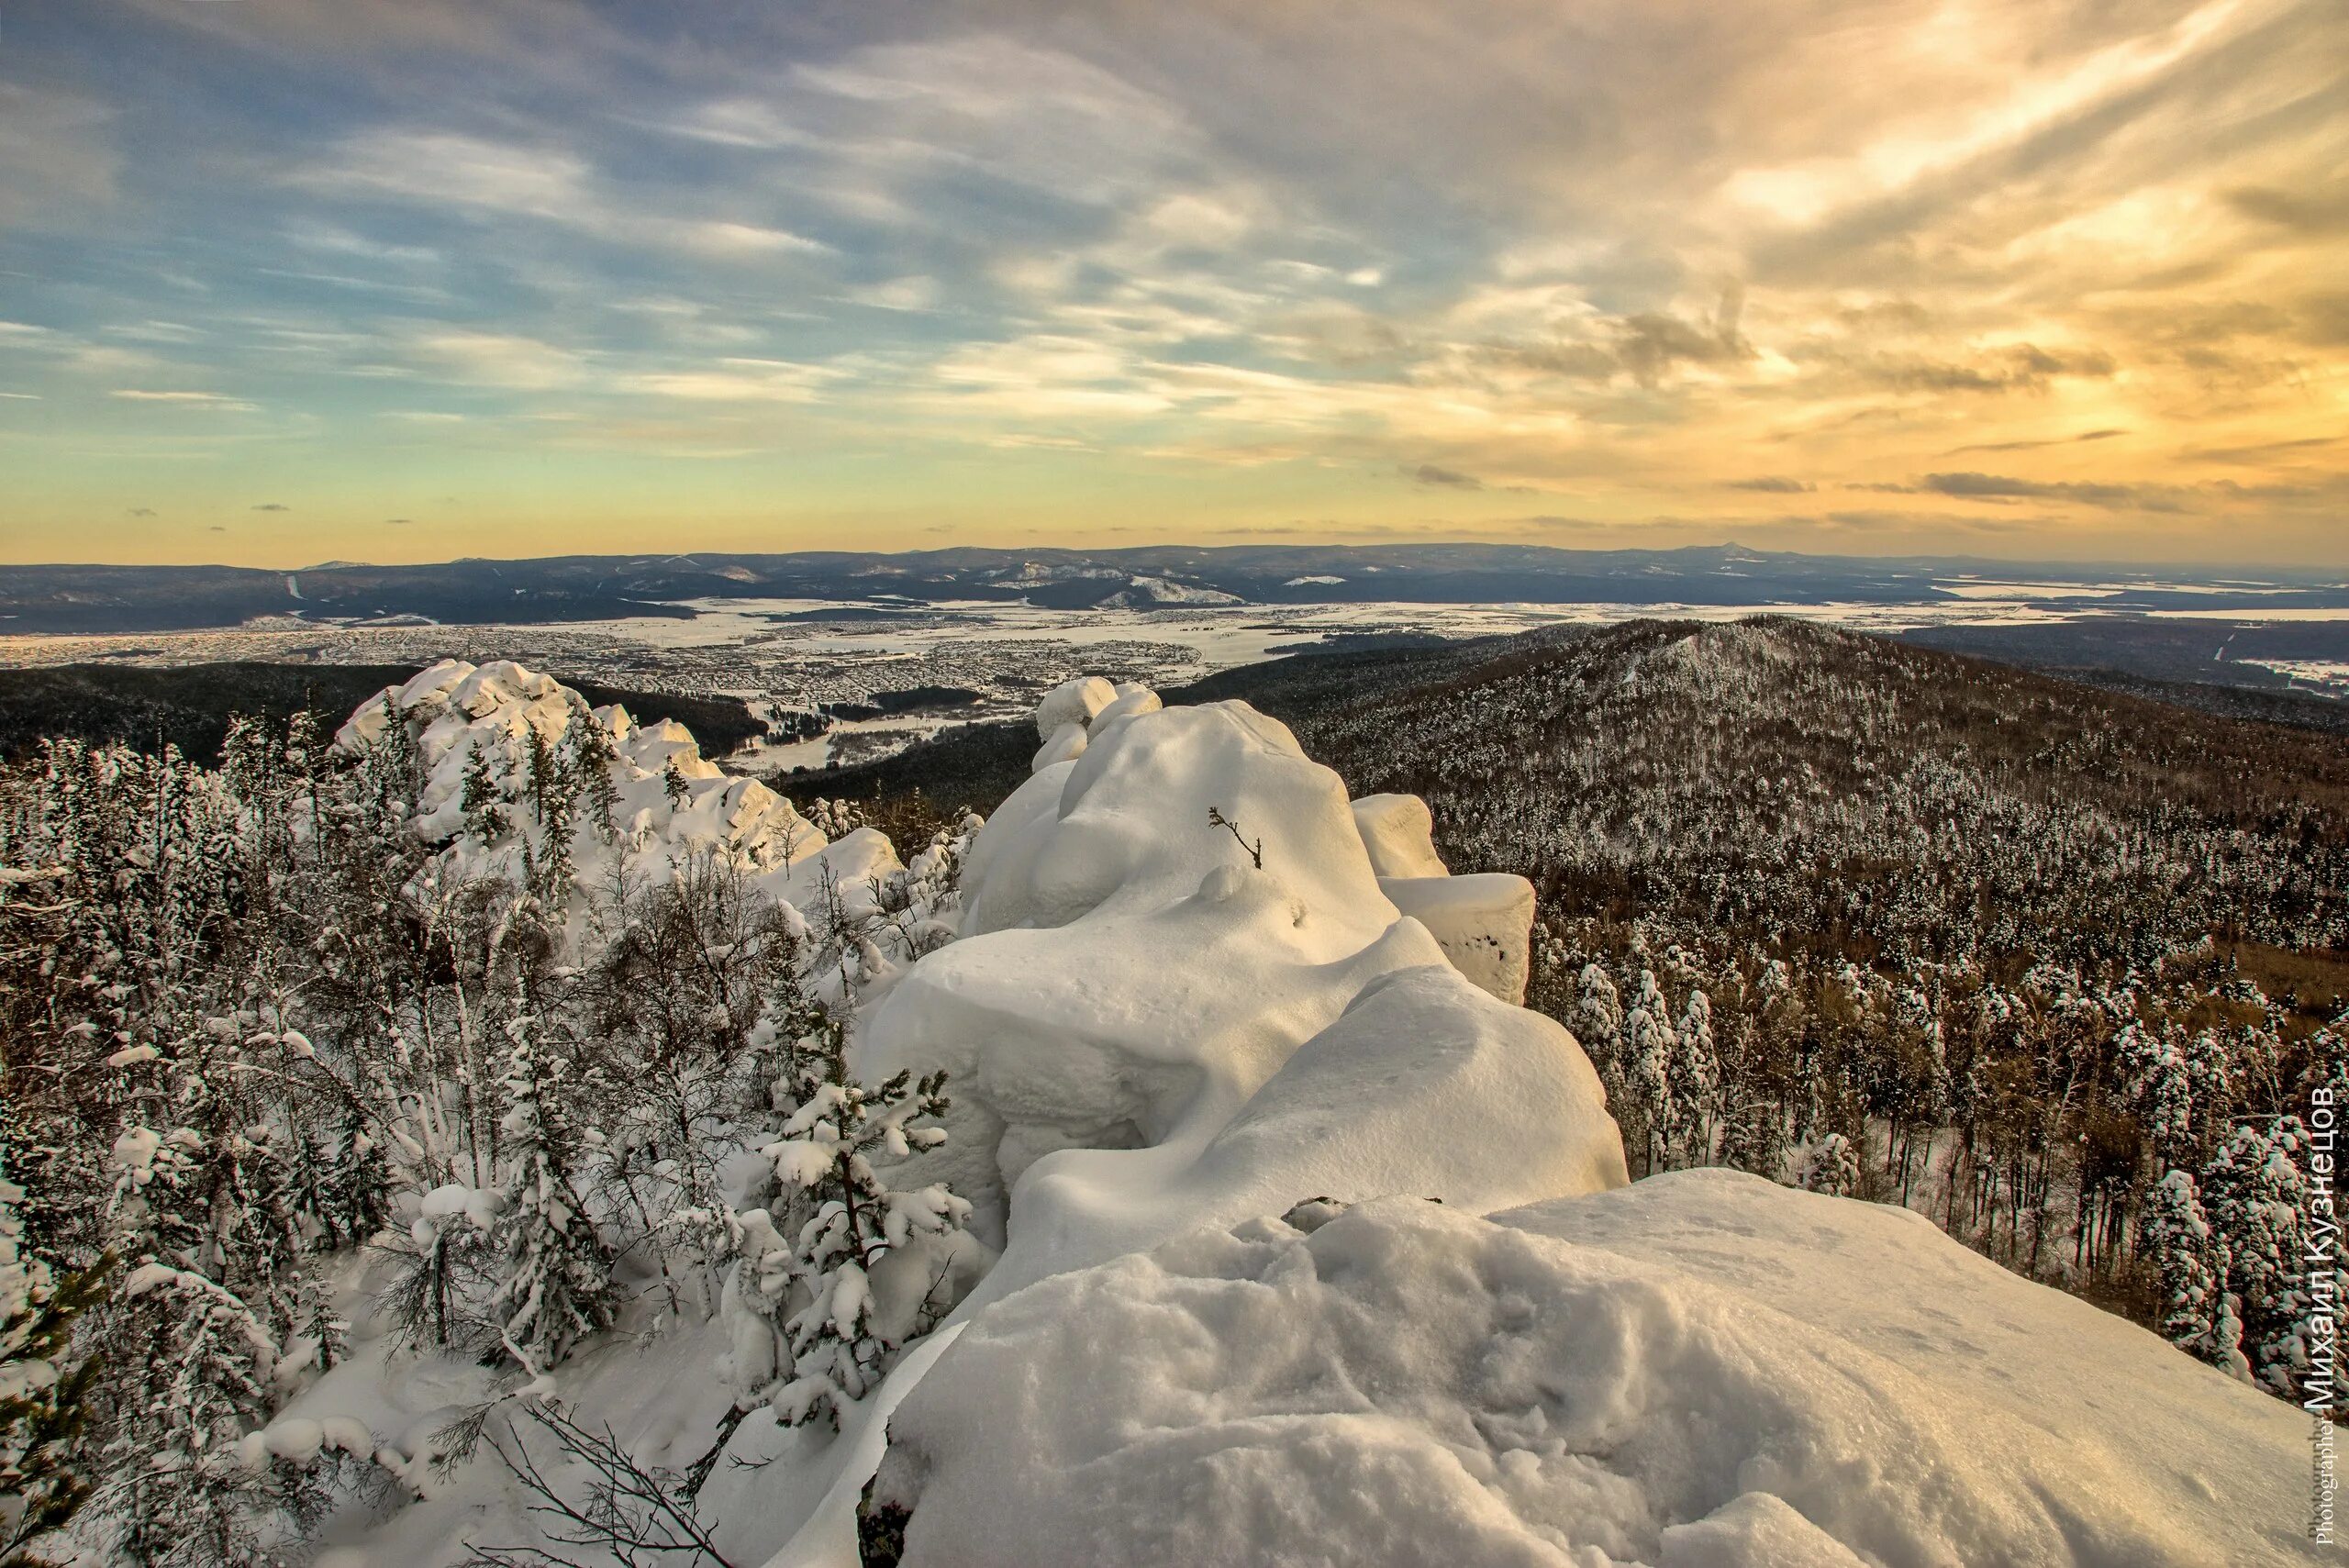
[1717,1010,1787,1180]
[461,743,509,845]
[756,1053,969,1432]
[1796,1131,1862,1198]
[313,1111,392,1252]
[1669,988,1720,1166]
[95,1262,284,1568]
[2,1149,108,1568]
[2201,1117,2332,1400]
[561,695,621,842]
[2141,1168,2232,1372]
[1620,971,1675,1175]
[484,1011,615,1380]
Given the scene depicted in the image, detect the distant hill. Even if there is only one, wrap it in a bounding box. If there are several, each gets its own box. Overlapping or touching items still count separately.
[799,617,2349,977]
[0,662,765,765]
[5,544,2340,633]
[1271,617,2349,970]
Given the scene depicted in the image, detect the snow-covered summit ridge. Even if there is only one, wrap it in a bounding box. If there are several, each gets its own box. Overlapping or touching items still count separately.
[284,664,2316,1568]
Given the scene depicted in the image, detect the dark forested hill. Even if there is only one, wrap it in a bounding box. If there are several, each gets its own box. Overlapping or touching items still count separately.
[1269,617,2349,968]
[806,616,2349,978]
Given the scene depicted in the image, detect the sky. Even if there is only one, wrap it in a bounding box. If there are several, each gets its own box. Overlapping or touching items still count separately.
[0,0,2343,568]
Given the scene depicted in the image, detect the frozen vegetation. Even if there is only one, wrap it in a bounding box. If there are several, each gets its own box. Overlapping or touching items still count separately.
[0,658,2328,1565]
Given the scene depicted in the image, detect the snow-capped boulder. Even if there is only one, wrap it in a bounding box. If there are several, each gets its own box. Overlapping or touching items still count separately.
[1032,676,1117,741]
[1030,721,1089,773]
[1351,792,1449,878]
[1379,872,1537,1004]
[1092,682,1163,727]
[1018,963,1627,1252]
[870,1171,2322,1567]
[962,699,1397,940]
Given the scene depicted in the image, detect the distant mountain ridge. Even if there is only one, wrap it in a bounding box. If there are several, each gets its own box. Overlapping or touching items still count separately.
[3,543,2342,634]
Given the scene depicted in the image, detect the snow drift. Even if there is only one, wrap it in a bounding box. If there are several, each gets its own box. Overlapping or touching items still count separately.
[872,1173,2324,1567]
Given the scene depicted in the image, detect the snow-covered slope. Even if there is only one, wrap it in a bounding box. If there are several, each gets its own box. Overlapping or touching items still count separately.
[872,1173,2322,1566]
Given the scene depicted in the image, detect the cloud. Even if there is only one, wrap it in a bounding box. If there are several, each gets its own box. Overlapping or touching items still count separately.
[624,358,839,404]
[128,506,156,517]
[0,84,121,231]
[1946,428,2124,454]
[295,128,829,261]
[1406,463,1484,489]
[1616,292,1751,385]
[251,502,291,511]
[1838,344,2117,395]
[2224,182,2349,237]
[1920,472,2181,511]
[1478,339,1620,379]
[1728,476,1813,493]
[406,330,584,390]
[841,276,941,312]
[109,390,259,410]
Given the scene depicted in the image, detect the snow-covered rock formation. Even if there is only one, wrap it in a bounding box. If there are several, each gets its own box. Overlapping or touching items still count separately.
[871,1171,2321,1566]
[853,690,1625,1286]
[337,658,911,948]
[1352,791,1536,1003]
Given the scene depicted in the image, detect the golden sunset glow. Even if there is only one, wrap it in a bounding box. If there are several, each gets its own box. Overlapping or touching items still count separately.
[1,0,2342,563]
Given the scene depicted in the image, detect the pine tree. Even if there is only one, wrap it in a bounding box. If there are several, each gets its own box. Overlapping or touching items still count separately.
[562,697,621,841]
[1796,1131,1861,1197]
[99,1264,280,1568]
[2200,1118,2310,1396]
[317,1112,392,1251]
[461,745,508,843]
[2,1150,108,1568]
[1574,963,1622,1065]
[758,1059,968,1431]
[1670,989,1720,1165]
[1621,970,1675,1174]
[2142,1168,2229,1369]
[2199,1112,2330,1398]
[484,1014,614,1379]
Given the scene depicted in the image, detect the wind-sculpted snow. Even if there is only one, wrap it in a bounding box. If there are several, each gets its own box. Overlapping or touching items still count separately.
[871,1173,2323,1568]
[854,695,1623,1277]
